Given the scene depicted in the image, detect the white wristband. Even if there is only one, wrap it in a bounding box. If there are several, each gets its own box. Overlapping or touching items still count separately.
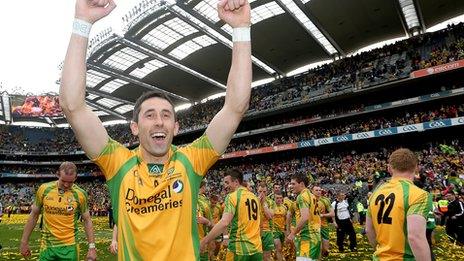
[232,27,251,42]
[88,243,96,249]
[73,19,92,38]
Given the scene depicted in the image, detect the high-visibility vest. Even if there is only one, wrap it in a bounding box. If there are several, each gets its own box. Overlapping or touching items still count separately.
[357,202,365,213]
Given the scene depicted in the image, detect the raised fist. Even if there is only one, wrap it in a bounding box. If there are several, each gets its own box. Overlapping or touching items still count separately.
[75,0,117,24]
[218,0,251,28]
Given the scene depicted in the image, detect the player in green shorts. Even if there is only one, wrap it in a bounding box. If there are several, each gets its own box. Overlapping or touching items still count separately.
[312,185,334,256]
[20,162,96,261]
[273,194,287,261]
[258,182,275,261]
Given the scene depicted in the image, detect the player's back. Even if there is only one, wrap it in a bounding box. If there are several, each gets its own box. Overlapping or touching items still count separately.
[226,187,262,255]
[368,178,431,261]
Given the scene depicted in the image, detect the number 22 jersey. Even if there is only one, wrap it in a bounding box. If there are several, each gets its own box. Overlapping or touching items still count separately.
[367,178,432,260]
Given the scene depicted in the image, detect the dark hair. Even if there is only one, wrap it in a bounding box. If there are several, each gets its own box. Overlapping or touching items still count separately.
[200,181,206,188]
[225,169,243,184]
[291,173,309,187]
[132,91,176,122]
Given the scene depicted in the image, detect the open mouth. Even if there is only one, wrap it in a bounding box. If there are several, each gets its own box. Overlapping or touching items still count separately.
[151,132,167,142]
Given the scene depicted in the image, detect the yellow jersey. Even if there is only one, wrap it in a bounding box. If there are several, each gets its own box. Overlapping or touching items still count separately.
[273,204,287,232]
[197,194,211,240]
[212,203,223,224]
[317,196,332,227]
[295,188,321,240]
[367,178,432,261]
[34,181,88,248]
[224,187,262,255]
[260,197,275,232]
[93,134,219,261]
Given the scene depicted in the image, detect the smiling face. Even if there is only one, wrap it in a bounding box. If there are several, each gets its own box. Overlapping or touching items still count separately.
[130,97,179,160]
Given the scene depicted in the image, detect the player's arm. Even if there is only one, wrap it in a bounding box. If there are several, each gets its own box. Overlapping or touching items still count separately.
[321,206,335,218]
[365,216,377,248]
[201,213,234,248]
[285,210,292,235]
[407,215,431,261]
[262,200,274,220]
[20,205,40,257]
[82,211,97,260]
[109,224,118,255]
[286,207,309,242]
[205,0,252,154]
[59,0,116,159]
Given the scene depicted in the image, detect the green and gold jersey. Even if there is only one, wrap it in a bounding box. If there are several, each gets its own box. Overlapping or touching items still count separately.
[198,194,212,239]
[212,203,223,224]
[288,200,297,228]
[93,134,219,261]
[317,196,332,227]
[283,197,293,212]
[224,187,262,255]
[260,197,275,232]
[273,204,287,232]
[295,188,321,240]
[34,181,88,248]
[367,178,432,261]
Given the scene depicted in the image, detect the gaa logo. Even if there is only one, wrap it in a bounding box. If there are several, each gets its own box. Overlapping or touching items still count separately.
[173,180,183,193]
[458,118,464,124]
[356,133,370,139]
[428,121,446,128]
[335,135,349,142]
[402,125,418,132]
[66,206,74,212]
[378,129,393,135]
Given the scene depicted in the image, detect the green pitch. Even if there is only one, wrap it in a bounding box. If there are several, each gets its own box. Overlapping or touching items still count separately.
[0,215,462,260]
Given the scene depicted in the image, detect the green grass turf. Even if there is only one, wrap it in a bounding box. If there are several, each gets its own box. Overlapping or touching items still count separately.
[0,215,462,260]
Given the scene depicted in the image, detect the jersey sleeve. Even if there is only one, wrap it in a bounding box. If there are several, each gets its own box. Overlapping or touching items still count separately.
[78,190,89,214]
[34,184,46,209]
[224,193,237,215]
[297,194,310,209]
[178,134,220,177]
[407,191,432,219]
[91,138,132,181]
[323,198,332,211]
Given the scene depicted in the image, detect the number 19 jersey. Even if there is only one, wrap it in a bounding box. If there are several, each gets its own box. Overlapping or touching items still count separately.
[367,178,432,260]
[224,187,262,255]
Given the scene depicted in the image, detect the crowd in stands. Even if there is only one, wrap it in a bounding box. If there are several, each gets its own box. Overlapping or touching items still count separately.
[224,103,464,153]
[1,23,464,154]
[1,140,462,219]
[0,101,462,176]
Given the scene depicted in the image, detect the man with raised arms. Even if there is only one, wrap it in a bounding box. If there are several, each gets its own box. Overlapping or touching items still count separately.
[60,0,252,260]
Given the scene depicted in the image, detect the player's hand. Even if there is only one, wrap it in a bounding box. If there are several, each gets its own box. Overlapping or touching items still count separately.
[200,239,208,253]
[109,240,118,255]
[197,216,211,225]
[286,232,295,243]
[75,0,117,24]
[20,241,31,257]
[86,248,97,261]
[218,0,251,28]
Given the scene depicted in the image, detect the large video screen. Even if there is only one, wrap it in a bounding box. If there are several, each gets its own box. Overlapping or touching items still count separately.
[11,95,63,117]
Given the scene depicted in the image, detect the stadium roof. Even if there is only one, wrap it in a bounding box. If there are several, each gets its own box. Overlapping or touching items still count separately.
[3,0,464,126]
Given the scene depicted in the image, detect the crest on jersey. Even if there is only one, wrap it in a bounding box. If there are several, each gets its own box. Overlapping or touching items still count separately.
[173,180,183,193]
